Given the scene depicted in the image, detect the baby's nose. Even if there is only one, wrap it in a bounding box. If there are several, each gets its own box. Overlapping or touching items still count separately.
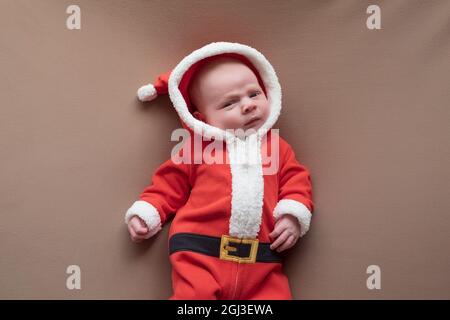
[242,101,257,113]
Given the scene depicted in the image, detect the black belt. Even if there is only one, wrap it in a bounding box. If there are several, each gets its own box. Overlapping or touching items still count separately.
[169,233,282,263]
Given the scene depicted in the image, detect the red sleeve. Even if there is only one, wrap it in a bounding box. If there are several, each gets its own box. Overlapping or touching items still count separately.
[274,138,314,237]
[278,140,314,212]
[124,158,191,234]
[139,158,191,225]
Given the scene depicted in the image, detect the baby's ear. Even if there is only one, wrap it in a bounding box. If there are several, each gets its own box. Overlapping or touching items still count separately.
[193,110,206,122]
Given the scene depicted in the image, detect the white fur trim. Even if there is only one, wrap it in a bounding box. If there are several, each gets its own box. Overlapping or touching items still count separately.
[137,84,158,102]
[167,42,282,141]
[273,199,312,237]
[124,200,162,236]
[227,135,264,238]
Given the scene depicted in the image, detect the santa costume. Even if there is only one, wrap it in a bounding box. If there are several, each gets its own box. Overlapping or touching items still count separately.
[125,42,314,300]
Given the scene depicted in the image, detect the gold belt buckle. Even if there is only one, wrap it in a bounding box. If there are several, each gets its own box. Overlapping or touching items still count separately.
[220,235,259,264]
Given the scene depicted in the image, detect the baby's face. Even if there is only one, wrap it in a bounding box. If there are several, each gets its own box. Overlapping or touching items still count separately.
[189,58,270,132]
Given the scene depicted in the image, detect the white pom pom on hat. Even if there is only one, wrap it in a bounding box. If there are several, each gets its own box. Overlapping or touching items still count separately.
[137,84,158,102]
[136,70,171,103]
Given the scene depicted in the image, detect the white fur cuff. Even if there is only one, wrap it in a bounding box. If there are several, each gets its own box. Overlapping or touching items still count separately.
[124,200,162,236]
[273,199,312,237]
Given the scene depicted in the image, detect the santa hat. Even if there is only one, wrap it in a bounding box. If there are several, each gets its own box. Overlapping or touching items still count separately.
[134,42,282,142]
[137,52,268,113]
[137,70,170,103]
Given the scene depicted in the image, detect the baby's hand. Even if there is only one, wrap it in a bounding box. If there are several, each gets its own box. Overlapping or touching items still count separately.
[269,214,301,252]
[127,216,151,243]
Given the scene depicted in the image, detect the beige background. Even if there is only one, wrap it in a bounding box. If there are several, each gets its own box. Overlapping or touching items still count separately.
[1,0,449,299]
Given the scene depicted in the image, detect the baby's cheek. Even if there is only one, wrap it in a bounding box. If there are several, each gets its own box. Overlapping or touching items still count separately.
[261,103,270,121]
[221,112,243,130]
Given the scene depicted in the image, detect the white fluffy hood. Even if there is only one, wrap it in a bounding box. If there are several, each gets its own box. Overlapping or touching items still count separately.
[167,42,282,142]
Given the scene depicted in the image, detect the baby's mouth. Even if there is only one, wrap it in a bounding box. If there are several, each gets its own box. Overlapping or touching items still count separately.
[244,117,260,128]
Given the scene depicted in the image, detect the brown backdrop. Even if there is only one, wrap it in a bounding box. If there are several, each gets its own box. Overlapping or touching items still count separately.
[1,0,449,299]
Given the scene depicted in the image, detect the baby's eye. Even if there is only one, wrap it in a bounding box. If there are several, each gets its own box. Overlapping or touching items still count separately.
[249,91,260,98]
[222,101,236,108]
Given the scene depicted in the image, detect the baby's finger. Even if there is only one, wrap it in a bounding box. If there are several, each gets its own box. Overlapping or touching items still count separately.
[269,224,284,240]
[131,233,146,243]
[276,235,296,252]
[137,217,148,229]
[143,230,153,239]
[270,230,289,250]
[131,218,149,235]
[128,224,141,242]
[128,223,146,242]
[128,223,137,238]
[135,225,149,235]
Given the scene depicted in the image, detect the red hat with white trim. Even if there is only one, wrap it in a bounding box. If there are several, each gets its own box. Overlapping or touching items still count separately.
[137,53,267,114]
[135,42,282,141]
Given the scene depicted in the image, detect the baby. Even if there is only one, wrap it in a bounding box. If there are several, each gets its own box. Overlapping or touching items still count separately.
[125,42,314,300]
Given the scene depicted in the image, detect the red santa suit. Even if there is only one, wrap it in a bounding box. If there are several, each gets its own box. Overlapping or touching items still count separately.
[125,42,314,300]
